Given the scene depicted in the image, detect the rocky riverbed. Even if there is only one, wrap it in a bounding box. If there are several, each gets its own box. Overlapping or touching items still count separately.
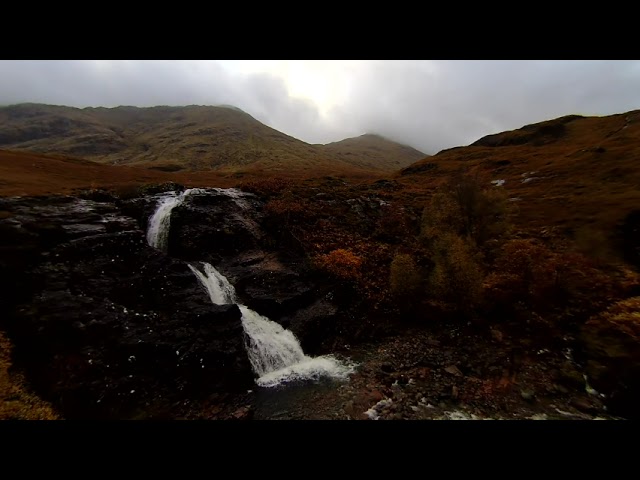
[227,323,616,421]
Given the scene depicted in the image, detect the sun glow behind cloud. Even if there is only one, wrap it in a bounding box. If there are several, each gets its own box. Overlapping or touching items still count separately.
[218,60,358,117]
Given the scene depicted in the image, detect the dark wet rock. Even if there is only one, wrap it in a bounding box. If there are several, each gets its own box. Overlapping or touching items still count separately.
[278,299,341,355]
[167,189,264,263]
[0,195,254,419]
[116,196,150,226]
[230,260,315,317]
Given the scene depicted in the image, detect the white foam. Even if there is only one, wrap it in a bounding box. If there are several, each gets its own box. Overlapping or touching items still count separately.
[364,398,393,420]
[256,355,356,388]
[442,410,486,420]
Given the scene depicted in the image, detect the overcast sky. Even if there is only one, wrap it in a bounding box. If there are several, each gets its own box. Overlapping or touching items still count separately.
[1,60,639,154]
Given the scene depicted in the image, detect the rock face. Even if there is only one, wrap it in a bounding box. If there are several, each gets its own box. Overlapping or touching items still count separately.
[140,188,345,355]
[0,187,349,418]
[166,188,265,263]
[0,195,252,419]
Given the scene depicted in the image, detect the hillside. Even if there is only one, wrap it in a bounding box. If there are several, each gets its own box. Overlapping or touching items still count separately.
[396,109,640,235]
[0,104,424,172]
[320,133,427,170]
[0,148,385,197]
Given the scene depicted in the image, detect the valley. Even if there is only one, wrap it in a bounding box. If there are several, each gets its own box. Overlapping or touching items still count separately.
[1,107,640,421]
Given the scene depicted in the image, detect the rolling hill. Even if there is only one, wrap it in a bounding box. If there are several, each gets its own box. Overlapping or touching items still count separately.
[0,103,425,172]
[396,109,640,234]
[321,133,426,170]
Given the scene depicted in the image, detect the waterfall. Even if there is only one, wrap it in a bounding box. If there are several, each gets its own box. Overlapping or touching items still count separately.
[146,188,205,251]
[189,261,355,388]
[187,262,237,305]
[145,188,355,387]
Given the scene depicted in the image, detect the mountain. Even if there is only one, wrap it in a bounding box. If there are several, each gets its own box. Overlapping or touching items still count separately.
[398,109,640,233]
[319,133,427,170]
[0,104,424,172]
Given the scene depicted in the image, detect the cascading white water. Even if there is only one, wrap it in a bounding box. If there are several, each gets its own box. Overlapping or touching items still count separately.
[239,305,307,377]
[187,262,237,305]
[188,261,355,387]
[146,193,181,251]
[146,188,206,251]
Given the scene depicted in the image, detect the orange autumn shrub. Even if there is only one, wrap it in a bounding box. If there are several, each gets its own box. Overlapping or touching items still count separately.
[485,238,617,319]
[314,248,363,281]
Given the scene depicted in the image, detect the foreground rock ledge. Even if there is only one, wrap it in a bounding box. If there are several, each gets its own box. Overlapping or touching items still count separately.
[0,195,252,419]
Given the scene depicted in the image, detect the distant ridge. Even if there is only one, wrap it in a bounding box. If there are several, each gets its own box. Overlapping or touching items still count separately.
[320,133,427,170]
[0,103,425,172]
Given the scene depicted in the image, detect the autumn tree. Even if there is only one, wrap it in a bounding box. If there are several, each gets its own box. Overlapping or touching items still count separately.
[429,233,484,313]
[390,252,422,299]
[421,173,510,247]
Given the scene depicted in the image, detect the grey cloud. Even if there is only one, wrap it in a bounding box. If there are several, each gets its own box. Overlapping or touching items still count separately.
[0,60,228,106]
[1,60,639,155]
[323,60,640,153]
[0,60,326,142]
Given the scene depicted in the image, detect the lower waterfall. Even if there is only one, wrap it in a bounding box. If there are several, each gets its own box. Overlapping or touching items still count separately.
[189,261,355,387]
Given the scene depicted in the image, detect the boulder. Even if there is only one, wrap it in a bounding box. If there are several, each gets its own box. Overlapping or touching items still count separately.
[167,189,264,262]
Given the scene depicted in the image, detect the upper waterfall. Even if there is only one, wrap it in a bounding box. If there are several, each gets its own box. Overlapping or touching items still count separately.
[146,188,206,251]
